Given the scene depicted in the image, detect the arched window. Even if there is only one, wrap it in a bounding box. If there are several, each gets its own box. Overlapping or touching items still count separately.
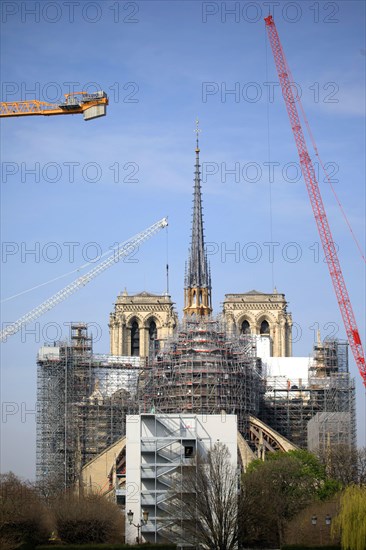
[241,320,251,335]
[260,320,270,335]
[199,290,202,305]
[131,321,139,356]
[149,320,158,358]
[193,291,196,306]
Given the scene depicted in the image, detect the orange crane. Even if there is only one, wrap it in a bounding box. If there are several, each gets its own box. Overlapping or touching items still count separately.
[264,15,366,387]
[0,91,108,121]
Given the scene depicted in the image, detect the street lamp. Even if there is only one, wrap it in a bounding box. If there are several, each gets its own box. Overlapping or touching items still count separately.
[311,515,332,544]
[127,509,149,544]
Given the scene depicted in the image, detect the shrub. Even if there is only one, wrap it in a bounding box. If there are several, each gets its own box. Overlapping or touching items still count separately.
[0,472,52,550]
[52,492,124,544]
[37,545,176,549]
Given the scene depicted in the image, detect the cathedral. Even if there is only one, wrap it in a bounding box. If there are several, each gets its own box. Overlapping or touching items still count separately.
[36,131,356,502]
[108,131,293,361]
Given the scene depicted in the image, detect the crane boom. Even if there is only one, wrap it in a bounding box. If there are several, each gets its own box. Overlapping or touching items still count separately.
[1,218,168,342]
[0,91,108,121]
[264,15,366,386]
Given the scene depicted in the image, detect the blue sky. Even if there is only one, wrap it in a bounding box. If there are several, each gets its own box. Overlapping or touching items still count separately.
[1,0,365,479]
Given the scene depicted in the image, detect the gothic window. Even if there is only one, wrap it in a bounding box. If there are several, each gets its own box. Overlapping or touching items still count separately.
[199,290,202,305]
[149,320,158,357]
[131,321,139,356]
[241,320,251,335]
[260,320,270,335]
[193,291,196,306]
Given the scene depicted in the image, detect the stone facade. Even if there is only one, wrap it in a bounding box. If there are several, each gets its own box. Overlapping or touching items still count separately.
[222,289,293,357]
[109,290,177,357]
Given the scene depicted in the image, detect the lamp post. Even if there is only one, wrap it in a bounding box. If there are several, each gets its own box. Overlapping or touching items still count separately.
[311,515,322,545]
[127,509,149,544]
[325,515,332,543]
[311,515,332,545]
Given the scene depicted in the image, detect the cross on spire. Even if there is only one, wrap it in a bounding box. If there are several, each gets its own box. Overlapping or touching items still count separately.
[195,118,201,151]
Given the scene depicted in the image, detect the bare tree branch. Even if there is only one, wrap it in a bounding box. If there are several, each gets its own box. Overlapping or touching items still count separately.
[161,442,238,550]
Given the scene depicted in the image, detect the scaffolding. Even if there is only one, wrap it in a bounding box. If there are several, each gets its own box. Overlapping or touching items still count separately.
[37,321,356,488]
[307,411,354,453]
[259,339,356,450]
[141,316,265,436]
[36,323,141,487]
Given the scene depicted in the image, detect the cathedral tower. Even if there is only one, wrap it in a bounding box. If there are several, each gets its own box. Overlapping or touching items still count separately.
[183,122,212,316]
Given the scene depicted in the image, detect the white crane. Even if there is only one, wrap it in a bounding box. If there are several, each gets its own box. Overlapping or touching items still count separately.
[1,218,168,342]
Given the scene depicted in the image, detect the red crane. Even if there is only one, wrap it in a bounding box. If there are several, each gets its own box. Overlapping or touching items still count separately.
[264,15,366,387]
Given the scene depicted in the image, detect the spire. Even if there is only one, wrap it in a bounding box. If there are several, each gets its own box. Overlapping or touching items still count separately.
[184,120,212,316]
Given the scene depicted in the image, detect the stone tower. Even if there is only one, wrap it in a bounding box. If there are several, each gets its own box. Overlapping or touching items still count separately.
[109,290,177,358]
[222,289,293,357]
[183,124,212,316]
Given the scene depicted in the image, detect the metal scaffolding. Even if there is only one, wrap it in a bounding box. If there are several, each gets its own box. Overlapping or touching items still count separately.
[259,339,356,450]
[141,316,265,436]
[37,321,356,488]
[36,323,140,487]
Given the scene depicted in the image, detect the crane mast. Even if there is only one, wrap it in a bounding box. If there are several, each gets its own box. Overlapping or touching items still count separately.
[264,15,366,386]
[1,218,168,342]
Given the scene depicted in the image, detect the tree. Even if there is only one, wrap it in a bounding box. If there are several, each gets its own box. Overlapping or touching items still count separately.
[239,450,339,548]
[0,472,52,550]
[357,447,366,485]
[164,442,238,550]
[51,491,124,544]
[332,485,366,550]
[318,445,366,487]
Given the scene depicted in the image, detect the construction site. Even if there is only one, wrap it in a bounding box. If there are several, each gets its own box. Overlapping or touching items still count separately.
[1,17,363,532]
[35,93,358,490]
[259,339,356,450]
[36,315,356,488]
[142,317,264,435]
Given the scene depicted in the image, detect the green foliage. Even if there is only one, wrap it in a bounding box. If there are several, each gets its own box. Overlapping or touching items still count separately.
[239,450,340,548]
[331,485,366,550]
[246,449,341,500]
[248,449,324,477]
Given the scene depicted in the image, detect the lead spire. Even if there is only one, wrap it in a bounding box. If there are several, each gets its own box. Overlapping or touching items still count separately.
[183,120,212,316]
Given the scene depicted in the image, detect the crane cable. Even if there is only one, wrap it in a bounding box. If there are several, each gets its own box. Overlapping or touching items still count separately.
[284,61,366,264]
[1,241,128,304]
[166,223,170,295]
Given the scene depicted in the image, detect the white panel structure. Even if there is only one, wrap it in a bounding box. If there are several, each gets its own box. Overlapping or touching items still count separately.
[125,413,237,546]
[264,356,313,389]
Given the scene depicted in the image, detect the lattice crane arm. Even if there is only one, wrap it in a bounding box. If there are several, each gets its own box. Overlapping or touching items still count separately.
[264,15,366,386]
[0,91,108,121]
[0,218,168,342]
